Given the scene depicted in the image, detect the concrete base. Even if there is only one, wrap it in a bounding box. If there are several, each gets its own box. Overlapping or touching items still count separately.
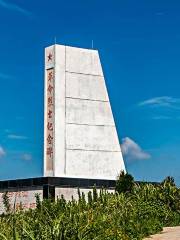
[0,177,115,213]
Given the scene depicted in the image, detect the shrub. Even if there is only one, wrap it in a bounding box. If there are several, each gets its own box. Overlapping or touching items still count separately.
[115,170,134,194]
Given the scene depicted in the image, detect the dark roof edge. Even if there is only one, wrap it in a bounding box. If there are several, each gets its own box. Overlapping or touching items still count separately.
[0,177,116,190]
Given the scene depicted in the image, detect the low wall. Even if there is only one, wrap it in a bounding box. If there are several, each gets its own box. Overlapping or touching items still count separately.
[0,188,43,214]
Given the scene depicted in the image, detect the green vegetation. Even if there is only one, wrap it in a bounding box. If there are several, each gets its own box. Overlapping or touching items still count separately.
[0,173,180,240]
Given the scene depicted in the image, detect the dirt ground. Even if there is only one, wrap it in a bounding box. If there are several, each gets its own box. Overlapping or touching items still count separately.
[144,226,180,240]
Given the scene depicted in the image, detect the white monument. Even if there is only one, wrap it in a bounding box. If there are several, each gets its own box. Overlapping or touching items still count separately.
[0,44,126,213]
[44,44,126,180]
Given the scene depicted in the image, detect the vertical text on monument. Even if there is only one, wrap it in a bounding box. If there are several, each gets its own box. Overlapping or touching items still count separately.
[44,46,56,176]
[46,68,55,172]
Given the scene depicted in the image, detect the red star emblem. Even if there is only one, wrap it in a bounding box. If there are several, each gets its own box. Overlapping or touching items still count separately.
[47,52,53,62]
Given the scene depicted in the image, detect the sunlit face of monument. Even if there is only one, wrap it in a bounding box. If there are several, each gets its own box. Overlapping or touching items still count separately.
[44,44,126,179]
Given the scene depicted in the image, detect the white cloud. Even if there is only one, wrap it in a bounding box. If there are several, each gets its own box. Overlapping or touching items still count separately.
[0,146,6,158]
[138,96,180,109]
[21,154,32,161]
[8,134,28,140]
[121,137,151,161]
[0,0,31,16]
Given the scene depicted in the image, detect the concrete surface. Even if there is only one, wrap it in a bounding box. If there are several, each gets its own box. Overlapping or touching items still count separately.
[144,226,180,240]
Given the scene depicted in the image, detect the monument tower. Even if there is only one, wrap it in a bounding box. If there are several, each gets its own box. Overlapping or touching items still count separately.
[44,44,126,180]
[0,44,126,213]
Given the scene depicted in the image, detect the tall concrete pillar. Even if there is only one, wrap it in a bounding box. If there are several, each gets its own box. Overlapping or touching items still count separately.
[44,44,126,180]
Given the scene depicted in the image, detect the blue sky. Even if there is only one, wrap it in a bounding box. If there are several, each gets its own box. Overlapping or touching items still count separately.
[0,0,179,184]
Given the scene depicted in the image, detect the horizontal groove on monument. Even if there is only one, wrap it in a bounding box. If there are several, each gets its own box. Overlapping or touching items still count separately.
[65,70,103,77]
[66,96,109,103]
[66,148,121,152]
[66,122,115,127]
